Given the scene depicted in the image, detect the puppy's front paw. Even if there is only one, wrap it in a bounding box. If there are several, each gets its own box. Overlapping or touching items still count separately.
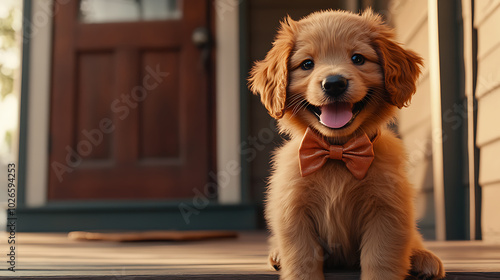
[269,248,281,271]
[409,249,445,279]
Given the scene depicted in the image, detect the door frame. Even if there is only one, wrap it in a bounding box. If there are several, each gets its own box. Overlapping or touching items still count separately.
[17,0,249,231]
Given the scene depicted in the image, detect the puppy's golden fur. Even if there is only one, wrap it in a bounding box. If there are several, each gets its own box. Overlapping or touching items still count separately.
[249,9,445,280]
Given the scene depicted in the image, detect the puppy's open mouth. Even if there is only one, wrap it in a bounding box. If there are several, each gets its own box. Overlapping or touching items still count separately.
[306,91,371,129]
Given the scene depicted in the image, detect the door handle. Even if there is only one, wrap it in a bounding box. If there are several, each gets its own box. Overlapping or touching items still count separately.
[192,27,211,69]
[192,27,210,48]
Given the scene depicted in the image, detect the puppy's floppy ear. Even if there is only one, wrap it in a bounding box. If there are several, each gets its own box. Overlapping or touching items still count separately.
[248,16,297,119]
[366,10,423,108]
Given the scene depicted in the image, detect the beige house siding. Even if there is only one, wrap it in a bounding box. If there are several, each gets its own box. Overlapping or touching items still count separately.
[475,1,500,242]
[391,0,436,239]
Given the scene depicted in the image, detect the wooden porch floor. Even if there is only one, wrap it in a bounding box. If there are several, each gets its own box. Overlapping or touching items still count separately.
[2,231,500,279]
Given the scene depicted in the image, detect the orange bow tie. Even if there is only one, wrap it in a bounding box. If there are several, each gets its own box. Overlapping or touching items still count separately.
[298,127,375,180]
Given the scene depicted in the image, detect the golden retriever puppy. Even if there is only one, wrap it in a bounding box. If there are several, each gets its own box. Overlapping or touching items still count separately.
[248,9,445,280]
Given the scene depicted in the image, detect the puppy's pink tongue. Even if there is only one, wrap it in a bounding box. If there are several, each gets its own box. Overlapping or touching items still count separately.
[319,102,353,129]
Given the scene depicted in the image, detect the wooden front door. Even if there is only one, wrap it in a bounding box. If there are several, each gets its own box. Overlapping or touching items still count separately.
[48,0,214,201]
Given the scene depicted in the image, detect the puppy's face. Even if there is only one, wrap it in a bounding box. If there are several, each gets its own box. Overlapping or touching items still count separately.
[249,10,423,140]
[288,16,386,138]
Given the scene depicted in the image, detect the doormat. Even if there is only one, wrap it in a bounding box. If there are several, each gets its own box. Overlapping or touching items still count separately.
[68,230,239,242]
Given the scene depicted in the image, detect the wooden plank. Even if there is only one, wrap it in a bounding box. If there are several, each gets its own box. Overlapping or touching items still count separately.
[478,140,500,186]
[481,182,500,242]
[415,188,436,226]
[67,230,238,242]
[7,273,500,280]
[476,47,500,98]
[393,0,428,44]
[476,4,500,60]
[407,156,434,191]
[475,0,500,31]
[17,276,280,280]
[400,119,433,163]
[399,74,431,135]
[477,87,500,146]
[6,273,500,280]
[405,20,430,67]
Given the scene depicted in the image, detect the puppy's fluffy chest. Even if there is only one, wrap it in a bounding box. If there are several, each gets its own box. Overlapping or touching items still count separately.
[268,129,407,266]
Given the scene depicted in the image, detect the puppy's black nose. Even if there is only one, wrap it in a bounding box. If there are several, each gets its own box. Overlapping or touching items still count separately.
[321,75,348,97]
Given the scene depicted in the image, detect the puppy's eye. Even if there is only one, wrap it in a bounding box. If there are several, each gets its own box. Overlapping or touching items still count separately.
[301,59,314,70]
[351,54,365,65]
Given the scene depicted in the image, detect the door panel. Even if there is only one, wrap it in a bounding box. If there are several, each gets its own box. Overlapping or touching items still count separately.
[76,52,115,161]
[48,0,214,201]
[139,51,181,160]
